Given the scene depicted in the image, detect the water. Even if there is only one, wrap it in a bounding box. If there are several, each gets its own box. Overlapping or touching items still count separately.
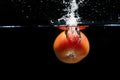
[0,0,120,65]
[57,0,81,26]
[51,0,120,26]
[9,0,120,26]
[51,0,86,26]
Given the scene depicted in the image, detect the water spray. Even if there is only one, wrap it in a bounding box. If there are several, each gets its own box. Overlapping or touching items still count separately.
[58,0,85,42]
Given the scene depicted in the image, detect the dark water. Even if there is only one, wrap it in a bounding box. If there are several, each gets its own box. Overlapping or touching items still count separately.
[0,0,120,67]
[0,26,120,66]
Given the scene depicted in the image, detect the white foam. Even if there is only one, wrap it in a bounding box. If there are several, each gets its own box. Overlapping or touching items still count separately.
[58,0,85,26]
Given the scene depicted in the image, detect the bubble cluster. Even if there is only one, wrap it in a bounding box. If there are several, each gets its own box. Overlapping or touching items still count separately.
[11,0,120,24]
[57,0,85,26]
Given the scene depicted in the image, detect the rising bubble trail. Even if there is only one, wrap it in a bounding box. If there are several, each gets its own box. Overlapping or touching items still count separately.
[58,0,85,41]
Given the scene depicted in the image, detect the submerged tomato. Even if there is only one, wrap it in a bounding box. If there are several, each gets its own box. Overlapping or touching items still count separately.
[53,31,90,64]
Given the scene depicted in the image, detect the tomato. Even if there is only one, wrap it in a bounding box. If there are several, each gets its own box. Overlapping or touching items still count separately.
[58,25,89,30]
[53,30,90,64]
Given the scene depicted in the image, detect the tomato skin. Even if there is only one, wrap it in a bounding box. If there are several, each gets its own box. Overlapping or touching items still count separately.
[58,25,89,31]
[53,31,90,64]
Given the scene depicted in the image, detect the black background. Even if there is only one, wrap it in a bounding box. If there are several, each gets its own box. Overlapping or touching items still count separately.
[1,26,120,66]
[0,0,120,67]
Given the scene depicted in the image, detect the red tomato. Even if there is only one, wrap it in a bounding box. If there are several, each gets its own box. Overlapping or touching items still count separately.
[53,31,90,64]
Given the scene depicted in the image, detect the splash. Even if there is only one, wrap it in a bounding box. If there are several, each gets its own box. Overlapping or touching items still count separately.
[56,0,85,41]
[58,0,85,26]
